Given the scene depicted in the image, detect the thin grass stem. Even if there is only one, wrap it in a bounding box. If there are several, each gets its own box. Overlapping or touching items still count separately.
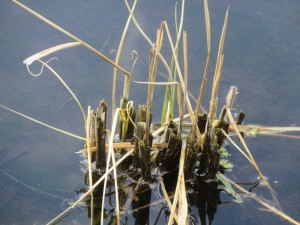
[0,104,85,141]
[86,107,94,225]
[38,59,87,124]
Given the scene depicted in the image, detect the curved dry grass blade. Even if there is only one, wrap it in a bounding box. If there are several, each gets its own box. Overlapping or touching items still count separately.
[38,60,87,124]
[26,57,56,77]
[12,0,130,76]
[46,148,134,225]
[23,42,80,65]
[0,104,85,141]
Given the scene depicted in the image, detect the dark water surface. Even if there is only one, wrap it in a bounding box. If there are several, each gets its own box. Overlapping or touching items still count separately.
[0,0,299,224]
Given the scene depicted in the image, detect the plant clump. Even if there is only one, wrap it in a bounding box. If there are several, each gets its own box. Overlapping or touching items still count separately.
[3,0,300,225]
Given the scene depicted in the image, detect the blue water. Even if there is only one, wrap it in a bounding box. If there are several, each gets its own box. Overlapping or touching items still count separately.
[0,0,299,224]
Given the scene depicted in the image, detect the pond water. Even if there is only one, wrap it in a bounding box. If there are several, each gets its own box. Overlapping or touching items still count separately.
[0,0,299,224]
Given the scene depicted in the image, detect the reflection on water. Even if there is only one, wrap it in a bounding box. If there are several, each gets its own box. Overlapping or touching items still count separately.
[0,0,300,224]
[79,162,223,225]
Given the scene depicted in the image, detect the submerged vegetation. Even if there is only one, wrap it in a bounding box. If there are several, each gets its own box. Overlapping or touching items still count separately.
[1,0,300,224]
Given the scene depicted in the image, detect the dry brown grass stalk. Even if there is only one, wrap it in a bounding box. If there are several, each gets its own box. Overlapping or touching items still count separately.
[208,6,229,120]
[194,0,211,120]
[23,42,80,66]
